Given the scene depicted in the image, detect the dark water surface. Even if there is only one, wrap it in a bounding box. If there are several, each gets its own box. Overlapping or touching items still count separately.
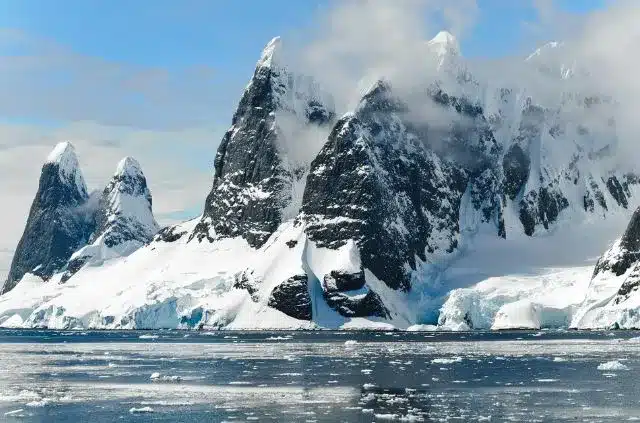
[1,329,640,422]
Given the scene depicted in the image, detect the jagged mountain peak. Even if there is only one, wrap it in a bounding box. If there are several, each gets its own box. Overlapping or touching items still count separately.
[46,140,74,161]
[44,141,87,196]
[60,156,158,282]
[428,30,460,56]
[101,156,155,221]
[591,206,640,279]
[189,35,334,248]
[355,79,407,115]
[361,79,392,97]
[1,143,94,293]
[114,156,144,178]
[257,36,282,69]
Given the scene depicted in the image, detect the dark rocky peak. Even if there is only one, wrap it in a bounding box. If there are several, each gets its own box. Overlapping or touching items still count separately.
[589,207,640,306]
[104,157,153,199]
[34,141,89,207]
[301,83,469,294]
[190,36,334,248]
[2,142,95,294]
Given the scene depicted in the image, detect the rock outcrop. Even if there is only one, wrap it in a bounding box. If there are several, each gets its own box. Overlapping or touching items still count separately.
[2,142,95,294]
[191,37,334,248]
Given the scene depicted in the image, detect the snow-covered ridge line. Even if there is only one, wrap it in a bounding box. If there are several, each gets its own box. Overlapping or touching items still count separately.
[1,142,159,295]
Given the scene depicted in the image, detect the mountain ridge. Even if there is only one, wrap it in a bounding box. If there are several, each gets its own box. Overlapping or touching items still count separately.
[1,33,639,330]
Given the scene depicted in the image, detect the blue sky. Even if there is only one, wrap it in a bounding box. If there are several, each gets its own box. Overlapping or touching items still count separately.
[0,0,607,128]
[0,1,606,62]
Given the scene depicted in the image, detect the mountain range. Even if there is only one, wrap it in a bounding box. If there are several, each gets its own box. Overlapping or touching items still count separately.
[1,32,640,330]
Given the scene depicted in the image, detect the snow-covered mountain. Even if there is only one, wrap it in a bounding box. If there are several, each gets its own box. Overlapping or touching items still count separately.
[0,142,160,299]
[61,157,159,282]
[1,33,639,330]
[1,142,95,294]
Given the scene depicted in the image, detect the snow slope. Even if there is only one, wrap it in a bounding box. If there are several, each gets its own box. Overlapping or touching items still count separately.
[571,207,640,329]
[0,219,411,330]
[437,209,636,330]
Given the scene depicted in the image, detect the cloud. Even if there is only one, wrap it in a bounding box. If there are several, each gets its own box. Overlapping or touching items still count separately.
[292,0,640,168]
[291,0,479,113]
[538,0,640,168]
[0,29,220,130]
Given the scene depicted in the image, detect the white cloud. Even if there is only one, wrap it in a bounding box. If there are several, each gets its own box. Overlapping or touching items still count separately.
[565,1,640,169]
[291,0,479,113]
[292,0,640,173]
[0,29,220,130]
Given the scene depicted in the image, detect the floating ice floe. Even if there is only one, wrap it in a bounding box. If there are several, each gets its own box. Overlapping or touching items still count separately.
[431,357,463,364]
[129,406,154,414]
[597,360,629,371]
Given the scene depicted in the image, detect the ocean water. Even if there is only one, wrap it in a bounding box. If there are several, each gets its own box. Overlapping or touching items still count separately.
[1,330,640,422]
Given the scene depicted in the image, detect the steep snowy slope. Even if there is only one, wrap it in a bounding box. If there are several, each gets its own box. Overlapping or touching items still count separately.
[1,142,95,294]
[570,207,640,329]
[61,157,159,282]
[435,213,633,330]
[0,218,412,330]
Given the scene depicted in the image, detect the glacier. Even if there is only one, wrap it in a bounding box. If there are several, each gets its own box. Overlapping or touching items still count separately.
[2,32,640,331]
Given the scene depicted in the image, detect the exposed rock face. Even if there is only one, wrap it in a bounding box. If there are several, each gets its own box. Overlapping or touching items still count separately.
[519,186,570,236]
[321,271,389,318]
[61,157,159,282]
[233,270,260,302]
[613,263,640,305]
[154,225,188,243]
[191,37,334,248]
[569,206,640,326]
[268,274,312,320]
[2,142,95,294]
[593,207,640,279]
[301,81,469,292]
[502,144,530,200]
